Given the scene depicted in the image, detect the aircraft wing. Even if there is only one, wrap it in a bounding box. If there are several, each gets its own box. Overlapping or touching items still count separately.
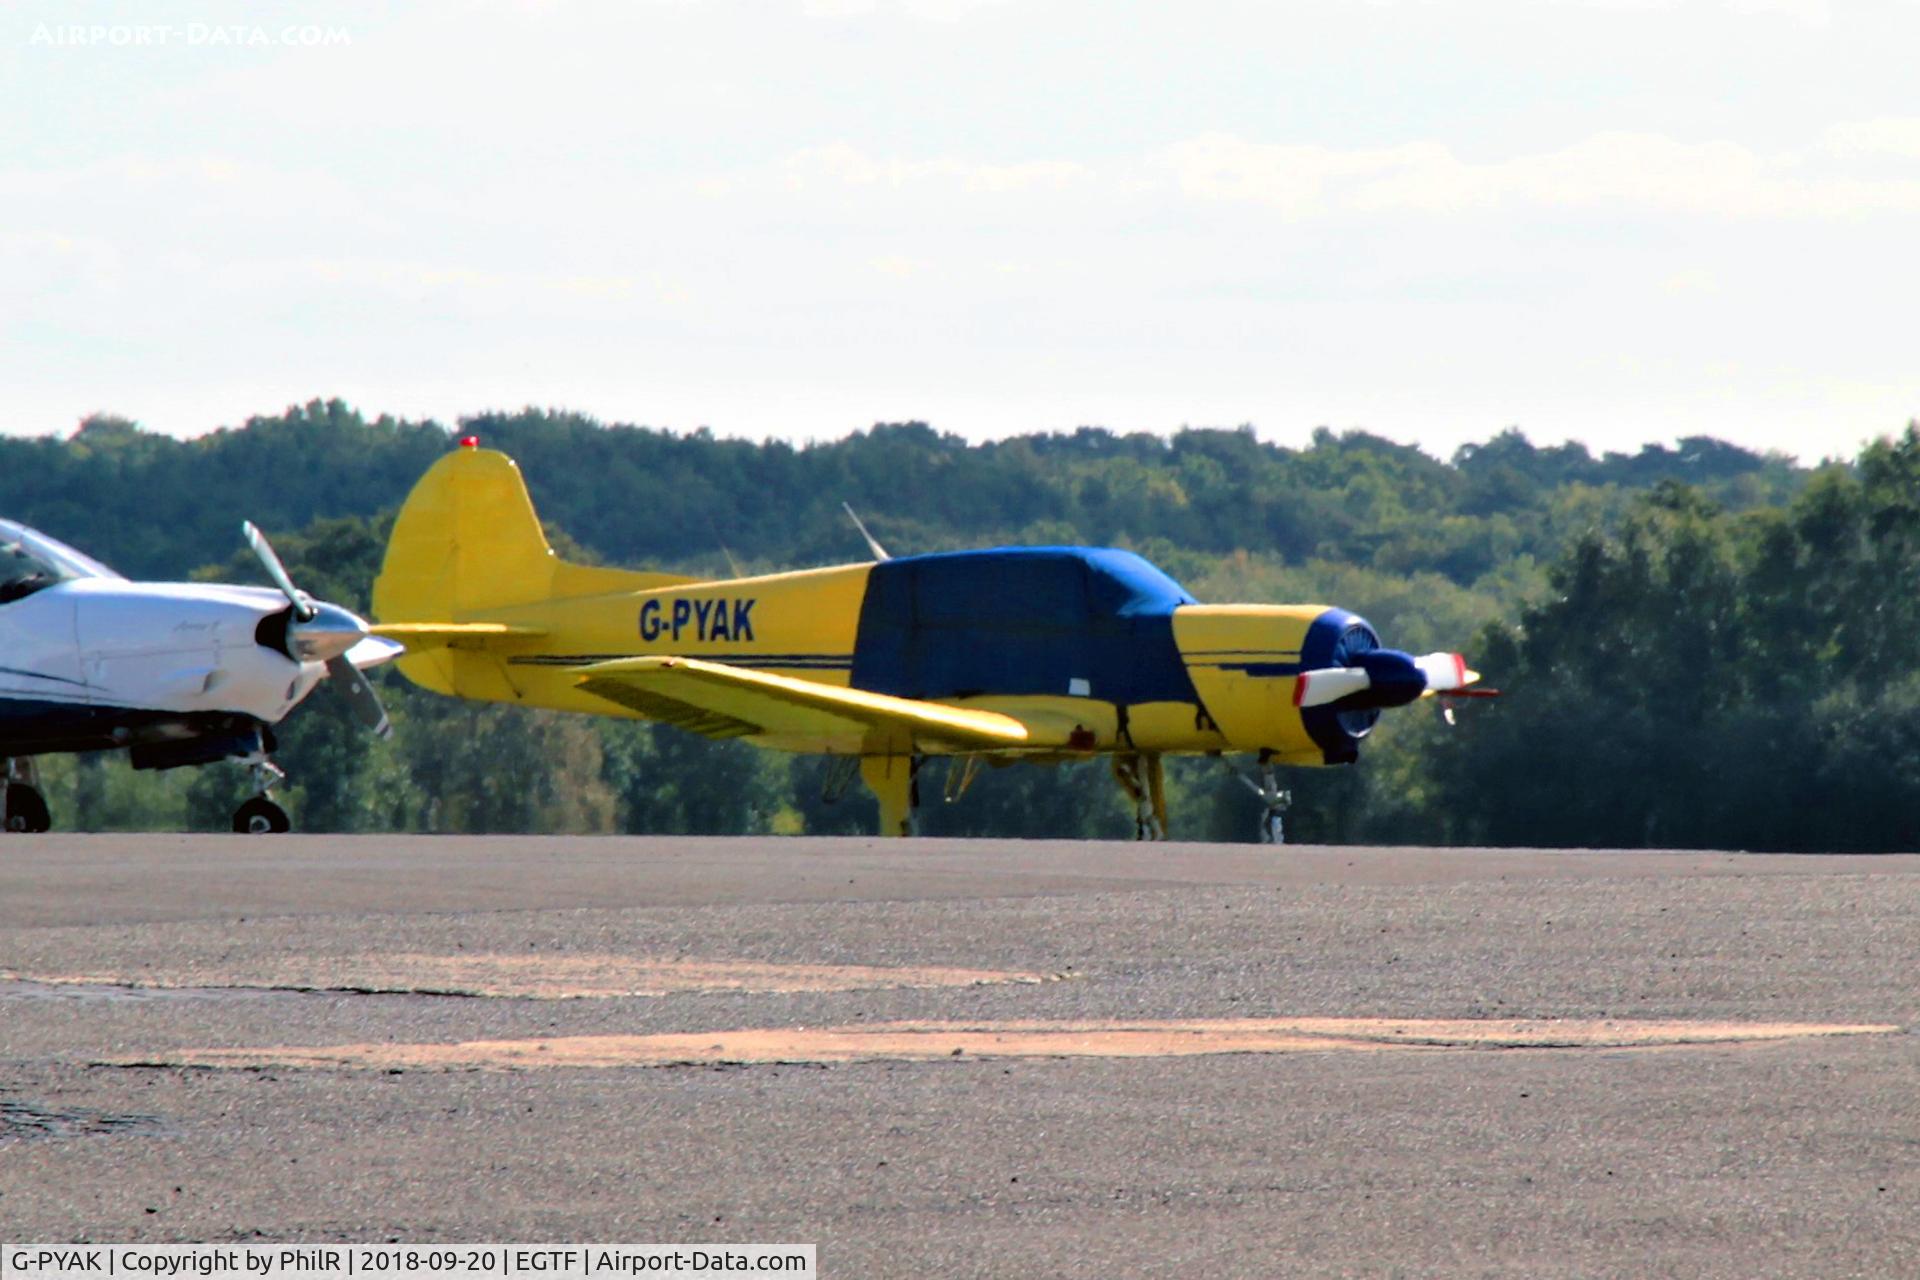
[572,656,1043,749]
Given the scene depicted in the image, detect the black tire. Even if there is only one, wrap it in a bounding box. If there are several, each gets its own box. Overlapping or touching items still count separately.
[233,796,291,834]
[4,784,51,833]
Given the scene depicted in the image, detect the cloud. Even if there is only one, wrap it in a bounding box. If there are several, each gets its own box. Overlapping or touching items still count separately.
[196,259,641,312]
[1162,135,1453,216]
[868,253,930,278]
[1659,267,1719,297]
[781,142,1094,193]
[1160,130,1920,220]
[1723,0,1830,26]
[1825,118,1920,161]
[800,0,1014,18]
[0,229,120,297]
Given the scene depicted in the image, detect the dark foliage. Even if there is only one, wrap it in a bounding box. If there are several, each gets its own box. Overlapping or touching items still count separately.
[13,399,1917,849]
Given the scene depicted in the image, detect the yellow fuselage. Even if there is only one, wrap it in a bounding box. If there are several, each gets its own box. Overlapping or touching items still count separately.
[389,562,1371,767]
[372,446,1391,768]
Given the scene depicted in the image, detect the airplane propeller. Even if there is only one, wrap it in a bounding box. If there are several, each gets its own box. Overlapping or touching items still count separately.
[1293,650,1499,715]
[243,521,315,622]
[243,521,395,738]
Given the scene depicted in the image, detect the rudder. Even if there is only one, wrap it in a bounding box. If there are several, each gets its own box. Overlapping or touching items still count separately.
[373,445,691,624]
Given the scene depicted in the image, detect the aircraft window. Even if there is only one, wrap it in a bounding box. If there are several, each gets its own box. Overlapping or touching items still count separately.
[0,520,121,603]
[0,541,63,603]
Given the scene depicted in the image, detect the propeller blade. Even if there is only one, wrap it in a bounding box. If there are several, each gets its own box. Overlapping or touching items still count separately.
[1293,667,1371,708]
[1411,652,1471,692]
[242,521,315,621]
[325,654,392,739]
[1436,685,1500,726]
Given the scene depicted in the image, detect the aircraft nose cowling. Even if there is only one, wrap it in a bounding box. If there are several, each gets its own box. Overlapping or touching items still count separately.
[1172,603,1389,766]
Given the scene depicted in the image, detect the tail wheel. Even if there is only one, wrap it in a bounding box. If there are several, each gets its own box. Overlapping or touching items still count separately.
[3,784,51,833]
[232,796,291,835]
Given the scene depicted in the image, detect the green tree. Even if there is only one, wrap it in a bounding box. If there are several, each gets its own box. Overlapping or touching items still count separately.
[599,721,788,835]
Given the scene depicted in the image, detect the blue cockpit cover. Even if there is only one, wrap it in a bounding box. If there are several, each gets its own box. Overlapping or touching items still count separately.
[851,547,1200,705]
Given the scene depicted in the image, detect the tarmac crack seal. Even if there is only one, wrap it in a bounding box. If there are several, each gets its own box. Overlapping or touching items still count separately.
[0,1096,168,1141]
[4,955,1064,1000]
[142,1017,1900,1072]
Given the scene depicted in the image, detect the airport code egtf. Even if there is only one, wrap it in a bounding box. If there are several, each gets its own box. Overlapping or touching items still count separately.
[1,1248,816,1279]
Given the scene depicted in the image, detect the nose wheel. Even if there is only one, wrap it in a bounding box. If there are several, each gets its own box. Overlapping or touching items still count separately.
[1230,756,1291,845]
[233,795,291,835]
[231,745,291,834]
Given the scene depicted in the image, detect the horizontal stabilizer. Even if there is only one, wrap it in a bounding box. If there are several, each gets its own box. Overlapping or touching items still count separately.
[370,622,549,652]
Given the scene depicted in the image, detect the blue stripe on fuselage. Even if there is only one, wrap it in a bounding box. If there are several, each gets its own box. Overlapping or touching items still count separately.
[1201,662,1308,677]
[507,653,852,669]
[0,665,89,688]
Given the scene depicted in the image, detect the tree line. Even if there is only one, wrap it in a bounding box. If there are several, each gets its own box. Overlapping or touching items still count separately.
[1,399,1803,586]
[9,400,1914,849]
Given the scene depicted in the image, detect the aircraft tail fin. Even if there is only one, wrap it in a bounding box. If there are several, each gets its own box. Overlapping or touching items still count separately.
[372,442,693,625]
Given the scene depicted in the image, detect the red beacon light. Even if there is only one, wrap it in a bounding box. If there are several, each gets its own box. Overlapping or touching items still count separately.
[458,435,480,449]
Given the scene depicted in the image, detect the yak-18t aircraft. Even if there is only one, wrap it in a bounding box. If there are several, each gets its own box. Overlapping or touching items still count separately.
[0,518,399,833]
[371,440,1494,839]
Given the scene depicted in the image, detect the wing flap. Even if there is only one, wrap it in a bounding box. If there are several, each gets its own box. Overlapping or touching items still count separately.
[573,656,1037,748]
[572,676,762,739]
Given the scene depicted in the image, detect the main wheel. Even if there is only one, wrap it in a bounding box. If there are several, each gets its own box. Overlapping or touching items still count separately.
[232,796,291,835]
[4,784,51,833]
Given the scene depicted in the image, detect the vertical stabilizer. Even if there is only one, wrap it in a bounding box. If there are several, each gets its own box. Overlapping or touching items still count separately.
[373,445,691,624]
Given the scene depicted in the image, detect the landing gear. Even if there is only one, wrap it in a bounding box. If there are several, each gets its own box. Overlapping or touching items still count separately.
[861,753,921,837]
[1231,755,1291,845]
[232,795,291,834]
[2,759,50,833]
[231,741,291,834]
[1111,752,1167,841]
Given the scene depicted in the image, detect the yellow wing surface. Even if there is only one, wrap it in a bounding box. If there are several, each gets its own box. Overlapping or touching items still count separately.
[573,656,1048,751]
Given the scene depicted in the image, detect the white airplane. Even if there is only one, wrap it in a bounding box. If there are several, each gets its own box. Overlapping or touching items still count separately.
[0,518,400,833]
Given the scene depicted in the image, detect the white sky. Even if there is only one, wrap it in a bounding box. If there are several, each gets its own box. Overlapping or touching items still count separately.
[3,0,1917,461]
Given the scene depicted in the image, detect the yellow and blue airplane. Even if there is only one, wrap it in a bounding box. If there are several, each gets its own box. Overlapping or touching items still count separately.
[370,439,1492,839]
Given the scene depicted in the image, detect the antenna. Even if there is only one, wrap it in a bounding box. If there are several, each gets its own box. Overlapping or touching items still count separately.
[842,502,891,561]
[705,514,744,578]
